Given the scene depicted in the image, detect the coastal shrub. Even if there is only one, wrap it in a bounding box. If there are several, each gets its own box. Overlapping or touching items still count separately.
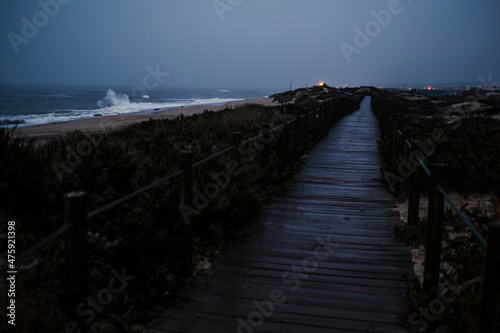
[382,113,500,191]
[375,94,498,332]
[0,100,354,332]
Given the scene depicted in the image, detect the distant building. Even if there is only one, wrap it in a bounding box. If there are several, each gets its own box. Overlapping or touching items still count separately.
[484,84,500,92]
[462,84,500,102]
[416,88,462,97]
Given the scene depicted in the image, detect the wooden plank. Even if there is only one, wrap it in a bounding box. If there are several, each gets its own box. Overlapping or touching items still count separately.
[148,97,414,333]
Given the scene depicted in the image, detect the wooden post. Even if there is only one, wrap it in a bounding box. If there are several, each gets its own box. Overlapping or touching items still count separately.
[231,132,242,164]
[280,123,289,156]
[64,191,89,333]
[327,101,332,126]
[261,123,270,166]
[312,108,317,133]
[322,104,328,132]
[179,150,193,207]
[295,111,302,144]
[479,221,500,333]
[389,118,394,151]
[386,111,391,139]
[329,102,333,125]
[331,100,335,124]
[379,107,385,137]
[335,99,340,124]
[423,164,446,296]
[319,105,323,132]
[391,121,399,157]
[231,132,242,182]
[303,109,309,140]
[328,102,332,126]
[384,109,390,139]
[398,134,410,202]
[407,145,421,227]
[340,99,344,122]
[321,104,325,128]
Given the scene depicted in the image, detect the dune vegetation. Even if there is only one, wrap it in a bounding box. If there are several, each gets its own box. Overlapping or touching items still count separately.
[1,95,360,332]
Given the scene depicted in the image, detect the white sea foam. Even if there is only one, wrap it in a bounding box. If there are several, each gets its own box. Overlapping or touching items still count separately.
[3,89,243,127]
[97,89,131,108]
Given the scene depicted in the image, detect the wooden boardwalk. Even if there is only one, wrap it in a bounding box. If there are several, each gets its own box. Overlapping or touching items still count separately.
[149,97,414,333]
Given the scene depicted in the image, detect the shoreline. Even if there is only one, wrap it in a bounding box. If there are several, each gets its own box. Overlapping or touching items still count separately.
[18,97,280,139]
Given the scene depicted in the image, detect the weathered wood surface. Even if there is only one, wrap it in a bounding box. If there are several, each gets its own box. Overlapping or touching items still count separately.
[149,97,414,333]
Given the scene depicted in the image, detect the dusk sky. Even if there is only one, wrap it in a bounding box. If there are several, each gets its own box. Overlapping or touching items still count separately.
[1,0,499,90]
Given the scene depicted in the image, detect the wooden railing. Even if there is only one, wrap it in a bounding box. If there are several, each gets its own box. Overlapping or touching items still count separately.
[0,96,360,332]
[371,98,500,332]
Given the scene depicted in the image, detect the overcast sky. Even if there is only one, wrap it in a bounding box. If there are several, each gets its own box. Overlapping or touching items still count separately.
[1,0,499,90]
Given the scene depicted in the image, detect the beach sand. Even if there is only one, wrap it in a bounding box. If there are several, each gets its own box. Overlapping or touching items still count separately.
[18,97,281,140]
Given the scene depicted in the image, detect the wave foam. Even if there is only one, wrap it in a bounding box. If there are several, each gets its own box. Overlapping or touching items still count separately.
[3,89,244,127]
[97,89,131,108]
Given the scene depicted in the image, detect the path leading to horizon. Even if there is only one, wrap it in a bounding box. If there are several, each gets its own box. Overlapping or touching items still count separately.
[149,97,414,333]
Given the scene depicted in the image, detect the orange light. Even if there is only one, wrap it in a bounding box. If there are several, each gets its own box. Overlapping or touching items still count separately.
[428,86,432,90]
[319,82,324,87]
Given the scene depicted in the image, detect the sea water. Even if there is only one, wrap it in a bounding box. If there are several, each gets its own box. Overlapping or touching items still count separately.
[0,86,280,127]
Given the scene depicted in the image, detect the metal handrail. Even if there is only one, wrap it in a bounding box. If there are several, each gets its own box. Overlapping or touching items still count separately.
[87,169,185,219]
[437,184,487,248]
[241,133,265,145]
[0,223,71,275]
[192,145,235,168]
[397,128,487,248]
[374,99,498,331]
[415,154,431,177]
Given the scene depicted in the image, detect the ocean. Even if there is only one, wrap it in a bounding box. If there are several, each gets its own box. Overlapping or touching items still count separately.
[0,86,280,127]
